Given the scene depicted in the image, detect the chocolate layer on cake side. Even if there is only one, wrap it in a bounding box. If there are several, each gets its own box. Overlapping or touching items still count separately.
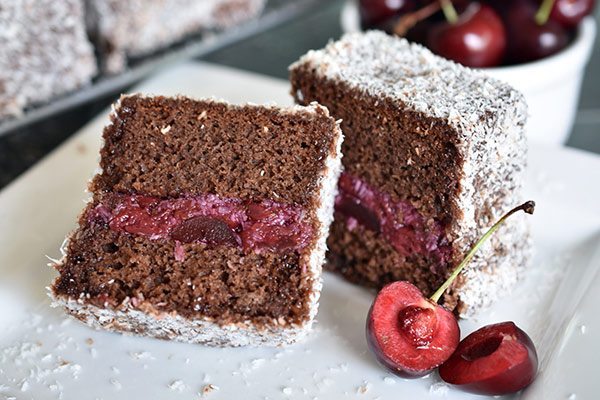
[290,31,530,317]
[85,0,266,73]
[0,0,97,118]
[50,95,343,346]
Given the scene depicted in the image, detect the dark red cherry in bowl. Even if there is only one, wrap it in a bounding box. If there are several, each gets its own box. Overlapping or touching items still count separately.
[505,0,570,64]
[426,3,507,68]
[439,321,538,395]
[550,0,596,28]
[366,281,460,377]
[359,0,417,28]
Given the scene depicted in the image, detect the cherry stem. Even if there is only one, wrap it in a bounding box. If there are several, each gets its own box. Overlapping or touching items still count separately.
[439,0,458,24]
[393,1,441,37]
[535,0,556,25]
[430,201,536,304]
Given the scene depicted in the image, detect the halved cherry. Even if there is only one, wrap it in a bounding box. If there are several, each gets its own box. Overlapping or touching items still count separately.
[366,281,460,377]
[365,201,536,378]
[439,322,538,395]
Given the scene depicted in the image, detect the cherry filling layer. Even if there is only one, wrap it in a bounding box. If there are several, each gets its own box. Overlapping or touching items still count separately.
[89,194,313,256]
[335,173,451,264]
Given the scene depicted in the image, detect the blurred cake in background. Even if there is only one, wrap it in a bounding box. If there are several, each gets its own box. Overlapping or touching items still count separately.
[0,0,97,118]
[86,0,267,73]
[0,0,268,120]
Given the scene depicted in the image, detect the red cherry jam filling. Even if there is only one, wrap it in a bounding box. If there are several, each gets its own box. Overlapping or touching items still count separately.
[335,173,451,264]
[89,194,313,254]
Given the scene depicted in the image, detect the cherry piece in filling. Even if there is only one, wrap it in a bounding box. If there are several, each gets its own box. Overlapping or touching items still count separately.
[171,215,240,246]
[96,194,314,252]
[439,321,538,395]
[366,201,536,378]
[242,201,311,252]
[335,195,381,233]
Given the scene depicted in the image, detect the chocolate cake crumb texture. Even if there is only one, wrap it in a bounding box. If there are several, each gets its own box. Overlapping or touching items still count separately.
[92,95,336,205]
[290,31,530,316]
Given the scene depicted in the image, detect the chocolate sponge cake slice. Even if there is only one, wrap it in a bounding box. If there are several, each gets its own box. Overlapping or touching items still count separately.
[290,31,530,317]
[51,94,343,346]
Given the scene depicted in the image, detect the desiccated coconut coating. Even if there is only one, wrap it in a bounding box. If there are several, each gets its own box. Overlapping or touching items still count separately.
[0,0,97,118]
[86,0,266,73]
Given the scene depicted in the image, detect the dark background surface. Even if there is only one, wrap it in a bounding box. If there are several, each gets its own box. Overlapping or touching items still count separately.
[0,0,598,191]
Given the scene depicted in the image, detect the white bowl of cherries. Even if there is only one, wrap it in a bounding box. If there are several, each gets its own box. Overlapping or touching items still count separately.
[341,0,597,146]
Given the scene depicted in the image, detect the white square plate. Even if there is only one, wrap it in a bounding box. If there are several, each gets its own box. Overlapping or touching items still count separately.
[1,62,599,400]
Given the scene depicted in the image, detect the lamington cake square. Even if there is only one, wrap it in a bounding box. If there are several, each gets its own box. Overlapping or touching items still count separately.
[0,0,97,118]
[51,94,343,346]
[86,0,266,73]
[290,31,530,317]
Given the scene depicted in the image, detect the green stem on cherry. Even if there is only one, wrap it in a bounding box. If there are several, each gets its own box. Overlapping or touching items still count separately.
[535,0,556,25]
[430,201,536,304]
[439,0,458,24]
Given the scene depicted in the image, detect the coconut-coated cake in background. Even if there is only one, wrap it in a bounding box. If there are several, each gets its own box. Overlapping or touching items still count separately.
[0,0,97,118]
[87,0,266,73]
[290,31,530,317]
[50,94,343,346]
[0,0,267,119]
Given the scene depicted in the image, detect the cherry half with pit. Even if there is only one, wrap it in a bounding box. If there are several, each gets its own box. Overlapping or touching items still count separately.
[366,201,539,395]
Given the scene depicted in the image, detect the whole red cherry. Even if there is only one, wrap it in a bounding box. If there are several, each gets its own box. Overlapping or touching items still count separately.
[504,0,570,64]
[426,3,507,68]
[549,0,596,28]
[359,0,417,28]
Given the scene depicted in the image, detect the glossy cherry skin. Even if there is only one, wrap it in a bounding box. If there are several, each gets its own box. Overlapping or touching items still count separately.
[550,0,596,28]
[426,3,507,68]
[439,321,538,395]
[504,0,570,63]
[366,281,460,378]
[359,0,417,28]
